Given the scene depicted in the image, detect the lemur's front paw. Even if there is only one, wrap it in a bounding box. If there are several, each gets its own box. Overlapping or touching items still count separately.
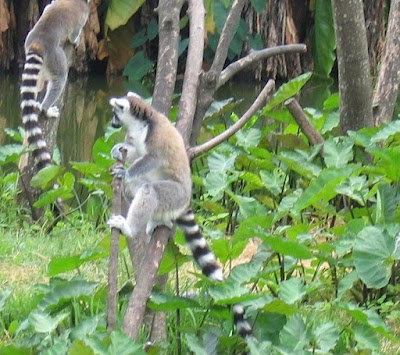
[111,143,128,162]
[110,165,126,179]
[107,215,133,238]
[45,106,60,118]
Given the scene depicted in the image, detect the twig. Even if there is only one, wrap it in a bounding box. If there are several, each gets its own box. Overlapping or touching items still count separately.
[189,79,275,159]
[107,151,126,331]
[122,226,171,340]
[285,98,324,146]
[217,44,307,89]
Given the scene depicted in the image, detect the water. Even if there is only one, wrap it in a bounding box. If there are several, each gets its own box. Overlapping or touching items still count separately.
[0,75,266,165]
[0,74,127,165]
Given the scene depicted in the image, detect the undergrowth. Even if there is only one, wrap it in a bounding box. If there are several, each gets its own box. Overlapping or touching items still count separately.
[0,74,399,354]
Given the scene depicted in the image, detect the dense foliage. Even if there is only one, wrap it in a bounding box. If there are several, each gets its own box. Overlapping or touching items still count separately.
[0,73,399,353]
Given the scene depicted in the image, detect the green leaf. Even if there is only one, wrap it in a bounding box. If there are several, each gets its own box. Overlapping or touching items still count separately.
[185,334,207,355]
[207,150,237,172]
[279,314,310,350]
[263,73,312,112]
[235,128,262,149]
[29,310,69,333]
[313,322,339,352]
[263,299,300,316]
[105,0,146,31]
[335,175,368,206]
[148,293,199,311]
[263,236,313,259]
[70,316,102,340]
[323,137,354,168]
[247,337,273,355]
[38,279,98,311]
[251,0,267,13]
[68,339,96,355]
[323,93,339,110]
[353,323,380,350]
[0,289,12,312]
[109,330,146,355]
[48,249,109,276]
[279,278,306,305]
[123,51,154,81]
[295,165,356,211]
[375,183,398,224]
[30,165,63,188]
[337,270,359,299]
[313,0,336,77]
[370,120,400,144]
[0,144,25,164]
[353,226,396,288]
[41,335,69,355]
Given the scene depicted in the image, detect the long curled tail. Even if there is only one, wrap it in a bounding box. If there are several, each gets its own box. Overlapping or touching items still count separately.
[20,47,52,171]
[176,209,252,337]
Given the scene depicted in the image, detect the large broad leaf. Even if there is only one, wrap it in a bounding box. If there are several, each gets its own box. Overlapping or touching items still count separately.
[109,331,146,355]
[370,120,400,144]
[263,73,312,113]
[353,226,397,288]
[148,293,200,311]
[0,289,12,312]
[29,310,69,333]
[123,51,154,81]
[263,236,313,259]
[375,183,398,224]
[207,150,238,172]
[279,278,307,305]
[30,165,63,189]
[313,0,336,77]
[313,322,339,353]
[294,165,356,211]
[279,314,310,351]
[38,279,98,311]
[105,0,146,31]
[185,334,208,355]
[352,324,380,350]
[0,144,25,165]
[323,137,354,168]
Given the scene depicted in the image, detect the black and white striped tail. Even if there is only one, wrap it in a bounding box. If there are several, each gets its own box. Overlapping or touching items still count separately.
[176,209,252,337]
[20,49,52,171]
[176,209,224,282]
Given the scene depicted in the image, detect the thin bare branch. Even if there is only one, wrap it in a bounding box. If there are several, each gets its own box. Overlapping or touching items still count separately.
[191,0,247,144]
[218,44,307,89]
[176,0,205,145]
[189,79,275,159]
[285,98,324,146]
[122,226,170,340]
[373,0,400,126]
[107,157,125,331]
[209,0,247,75]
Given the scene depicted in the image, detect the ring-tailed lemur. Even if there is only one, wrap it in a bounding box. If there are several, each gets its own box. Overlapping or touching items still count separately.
[106,92,252,337]
[20,0,89,170]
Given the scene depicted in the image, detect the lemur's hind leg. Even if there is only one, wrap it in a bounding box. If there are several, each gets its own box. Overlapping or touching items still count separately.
[107,180,188,238]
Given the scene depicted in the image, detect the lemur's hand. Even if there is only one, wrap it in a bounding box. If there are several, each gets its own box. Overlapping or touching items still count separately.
[111,143,128,162]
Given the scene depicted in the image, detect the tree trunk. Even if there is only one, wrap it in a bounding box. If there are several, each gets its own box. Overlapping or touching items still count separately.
[332,0,374,133]
[372,0,400,125]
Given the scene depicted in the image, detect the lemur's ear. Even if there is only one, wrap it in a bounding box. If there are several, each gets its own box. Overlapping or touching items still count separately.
[127,92,141,98]
[109,97,130,111]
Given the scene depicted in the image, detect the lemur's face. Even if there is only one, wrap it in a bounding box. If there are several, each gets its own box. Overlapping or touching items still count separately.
[109,97,129,128]
[109,92,146,129]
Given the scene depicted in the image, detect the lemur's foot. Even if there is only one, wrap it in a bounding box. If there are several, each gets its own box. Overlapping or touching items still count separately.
[45,106,60,118]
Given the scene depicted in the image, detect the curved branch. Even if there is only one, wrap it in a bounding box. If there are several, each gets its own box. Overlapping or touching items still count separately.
[285,98,324,146]
[217,44,307,89]
[189,79,275,159]
[176,0,205,145]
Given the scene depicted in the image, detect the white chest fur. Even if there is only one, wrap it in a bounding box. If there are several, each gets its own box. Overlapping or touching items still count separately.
[126,120,149,158]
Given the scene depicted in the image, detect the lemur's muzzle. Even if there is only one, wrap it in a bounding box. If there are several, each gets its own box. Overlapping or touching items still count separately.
[111,114,122,128]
